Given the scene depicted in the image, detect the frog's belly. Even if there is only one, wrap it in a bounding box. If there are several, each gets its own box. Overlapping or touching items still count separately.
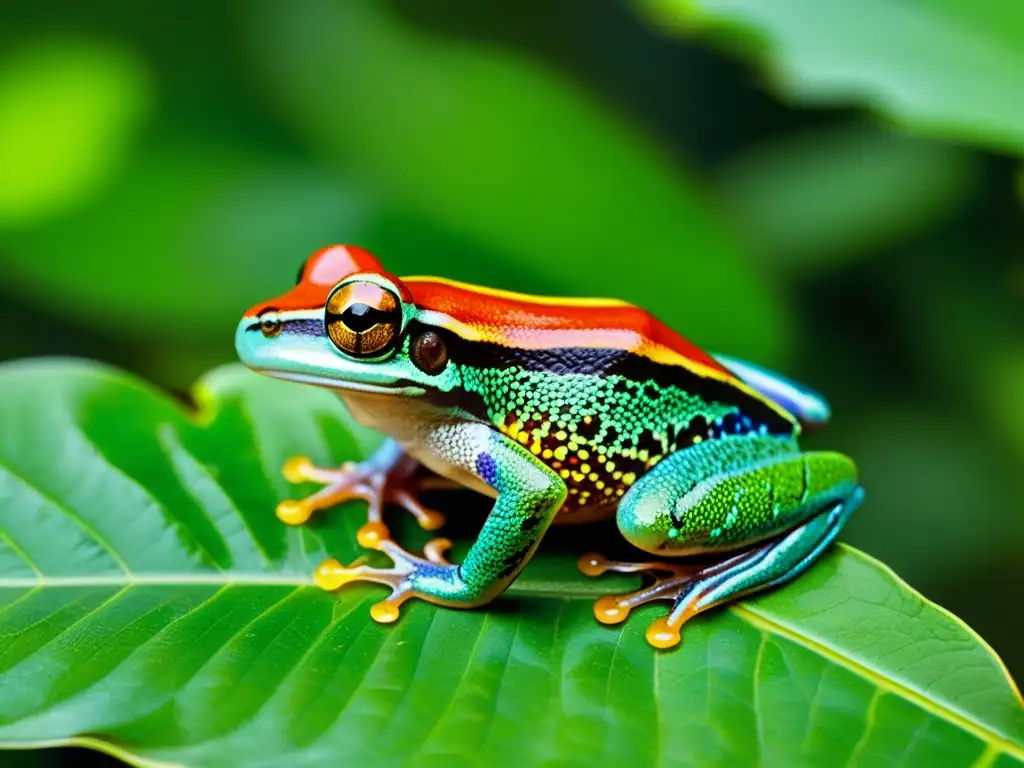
[553,503,616,524]
[340,391,620,523]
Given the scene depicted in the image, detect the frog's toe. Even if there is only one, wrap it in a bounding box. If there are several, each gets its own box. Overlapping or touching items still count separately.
[282,455,315,484]
[579,552,708,648]
[312,537,460,624]
[423,537,453,565]
[278,445,448,537]
[356,521,392,550]
[276,499,314,526]
[388,488,447,532]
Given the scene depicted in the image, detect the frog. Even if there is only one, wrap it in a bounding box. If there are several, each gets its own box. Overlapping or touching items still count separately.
[235,245,863,649]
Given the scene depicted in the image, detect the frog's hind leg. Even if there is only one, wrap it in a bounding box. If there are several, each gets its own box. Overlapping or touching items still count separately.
[581,437,863,649]
[580,491,860,648]
[276,439,448,546]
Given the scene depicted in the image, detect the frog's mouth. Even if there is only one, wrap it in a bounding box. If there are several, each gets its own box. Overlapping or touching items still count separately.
[260,369,427,398]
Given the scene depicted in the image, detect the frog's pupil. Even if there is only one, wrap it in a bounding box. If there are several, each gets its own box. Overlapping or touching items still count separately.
[342,303,380,332]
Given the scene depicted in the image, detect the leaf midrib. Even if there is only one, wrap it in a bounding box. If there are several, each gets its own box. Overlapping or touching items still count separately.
[5,565,1022,761]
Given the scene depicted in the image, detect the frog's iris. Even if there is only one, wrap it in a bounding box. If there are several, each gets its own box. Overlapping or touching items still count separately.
[325,281,402,358]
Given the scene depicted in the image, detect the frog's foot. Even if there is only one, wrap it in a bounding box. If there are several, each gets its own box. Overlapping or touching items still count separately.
[578,549,766,649]
[275,442,447,546]
[313,537,455,623]
[579,495,859,650]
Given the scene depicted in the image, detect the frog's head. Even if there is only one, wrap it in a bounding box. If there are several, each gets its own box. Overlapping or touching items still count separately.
[236,245,461,398]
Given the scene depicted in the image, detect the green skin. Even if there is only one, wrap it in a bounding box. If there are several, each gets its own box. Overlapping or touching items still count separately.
[236,277,862,633]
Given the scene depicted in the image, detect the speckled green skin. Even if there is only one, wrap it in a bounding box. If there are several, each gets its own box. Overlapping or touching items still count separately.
[389,354,860,610]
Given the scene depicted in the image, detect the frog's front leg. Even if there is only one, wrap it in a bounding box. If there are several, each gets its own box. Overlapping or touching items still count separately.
[314,423,567,622]
[580,436,862,649]
[276,439,449,546]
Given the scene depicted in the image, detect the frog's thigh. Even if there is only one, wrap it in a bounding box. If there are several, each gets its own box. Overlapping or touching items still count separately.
[618,439,858,555]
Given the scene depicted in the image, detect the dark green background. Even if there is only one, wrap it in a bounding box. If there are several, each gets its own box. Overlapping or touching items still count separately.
[2,3,1022,764]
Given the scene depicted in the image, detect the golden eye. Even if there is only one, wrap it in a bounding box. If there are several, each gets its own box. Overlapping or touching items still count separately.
[258,309,283,338]
[325,281,402,357]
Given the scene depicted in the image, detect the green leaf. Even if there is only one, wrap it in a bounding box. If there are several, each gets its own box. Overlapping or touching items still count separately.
[0,38,152,226]
[244,0,792,365]
[717,122,980,274]
[0,360,1022,766]
[640,0,1024,156]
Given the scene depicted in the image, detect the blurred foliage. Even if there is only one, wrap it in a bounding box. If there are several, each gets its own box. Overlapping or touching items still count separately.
[642,0,1024,154]
[1,2,1022,762]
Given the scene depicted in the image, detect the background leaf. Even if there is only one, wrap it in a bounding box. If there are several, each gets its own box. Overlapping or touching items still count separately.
[244,0,792,365]
[0,38,151,227]
[716,122,980,274]
[0,359,1021,767]
[640,0,1024,155]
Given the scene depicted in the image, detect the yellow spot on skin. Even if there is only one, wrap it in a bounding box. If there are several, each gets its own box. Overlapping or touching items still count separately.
[580,463,591,474]
[693,435,703,444]
[559,469,570,479]
[638,449,649,462]
[597,454,606,463]
[616,488,625,496]
[517,432,529,445]
[569,487,578,495]
[571,471,585,483]
[606,461,616,472]
[555,430,567,441]
[542,449,553,459]
[613,471,623,480]
[583,415,593,425]
[596,480,605,490]
[507,422,520,439]
[604,487,614,496]
[554,446,568,461]
[578,449,590,460]
[589,473,599,482]
[623,472,637,485]
[568,442,580,452]
[530,441,542,455]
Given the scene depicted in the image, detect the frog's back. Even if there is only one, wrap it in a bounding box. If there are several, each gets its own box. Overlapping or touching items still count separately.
[404,276,798,518]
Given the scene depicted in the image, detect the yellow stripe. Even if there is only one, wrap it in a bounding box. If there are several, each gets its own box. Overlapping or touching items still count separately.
[401,276,632,308]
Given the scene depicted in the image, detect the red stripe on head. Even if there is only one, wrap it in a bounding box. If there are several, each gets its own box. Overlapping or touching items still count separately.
[243,245,408,317]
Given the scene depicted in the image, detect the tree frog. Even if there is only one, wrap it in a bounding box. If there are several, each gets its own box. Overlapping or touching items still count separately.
[236,245,863,649]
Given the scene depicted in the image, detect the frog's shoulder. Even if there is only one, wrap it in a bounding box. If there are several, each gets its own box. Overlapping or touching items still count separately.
[402,276,732,378]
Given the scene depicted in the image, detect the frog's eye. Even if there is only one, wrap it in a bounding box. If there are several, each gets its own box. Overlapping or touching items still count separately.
[325,281,402,357]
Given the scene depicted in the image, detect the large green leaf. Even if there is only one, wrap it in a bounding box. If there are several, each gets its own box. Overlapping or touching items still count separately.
[0,359,1021,767]
[243,0,791,365]
[640,0,1024,156]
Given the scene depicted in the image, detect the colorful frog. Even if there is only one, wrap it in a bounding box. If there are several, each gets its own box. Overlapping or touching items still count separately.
[235,245,863,648]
